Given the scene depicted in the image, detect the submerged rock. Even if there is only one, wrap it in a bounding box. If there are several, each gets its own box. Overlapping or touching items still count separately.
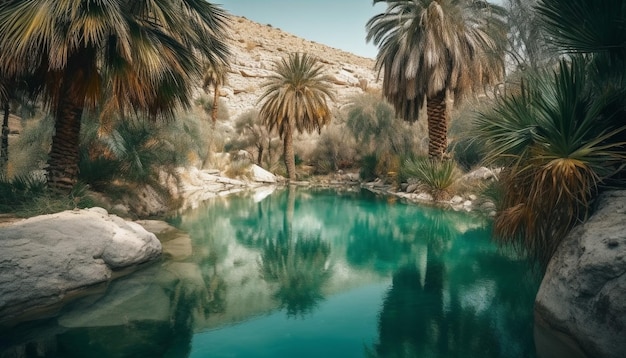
[535,190,626,358]
[0,208,162,323]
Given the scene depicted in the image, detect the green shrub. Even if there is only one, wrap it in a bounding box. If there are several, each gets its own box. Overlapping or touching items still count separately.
[359,154,378,181]
[0,173,95,216]
[450,137,485,171]
[402,157,461,200]
[475,57,626,266]
[310,126,356,174]
[225,158,252,179]
[8,115,54,178]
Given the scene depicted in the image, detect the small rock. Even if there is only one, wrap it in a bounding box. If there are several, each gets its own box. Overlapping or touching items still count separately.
[250,164,276,183]
[406,184,419,193]
[450,195,463,204]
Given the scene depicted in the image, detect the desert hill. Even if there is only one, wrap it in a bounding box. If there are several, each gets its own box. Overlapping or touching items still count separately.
[215,15,382,120]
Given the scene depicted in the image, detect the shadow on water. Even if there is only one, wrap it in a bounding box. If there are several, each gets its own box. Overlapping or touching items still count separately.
[1,187,541,358]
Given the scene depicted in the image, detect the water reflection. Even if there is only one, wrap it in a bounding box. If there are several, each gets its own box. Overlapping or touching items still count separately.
[369,226,539,358]
[0,187,540,358]
[260,232,331,317]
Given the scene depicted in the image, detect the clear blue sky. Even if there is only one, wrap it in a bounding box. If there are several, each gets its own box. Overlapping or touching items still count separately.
[217,0,387,59]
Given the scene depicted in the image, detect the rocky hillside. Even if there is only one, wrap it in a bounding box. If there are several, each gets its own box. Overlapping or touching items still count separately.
[216,15,381,120]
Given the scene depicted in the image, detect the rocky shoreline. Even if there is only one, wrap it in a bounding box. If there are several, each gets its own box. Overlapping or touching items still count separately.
[0,164,496,324]
[2,165,622,358]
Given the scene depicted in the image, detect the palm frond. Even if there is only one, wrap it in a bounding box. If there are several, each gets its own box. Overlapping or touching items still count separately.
[475,56,626,266]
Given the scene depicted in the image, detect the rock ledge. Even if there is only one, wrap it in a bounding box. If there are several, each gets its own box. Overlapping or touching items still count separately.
[535,190,626,358]
[0,207,162,323]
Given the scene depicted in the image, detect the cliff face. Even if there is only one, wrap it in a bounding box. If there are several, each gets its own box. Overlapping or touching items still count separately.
[535,191,626,358]
[214,16,381,120]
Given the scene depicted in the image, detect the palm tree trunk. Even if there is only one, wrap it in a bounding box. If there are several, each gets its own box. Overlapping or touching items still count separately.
[1,101,9,170]
[257,145,264,165]
[426,90,448,160]
[211,85,219,125]
[46,50,93,191]
[283,124,296,180]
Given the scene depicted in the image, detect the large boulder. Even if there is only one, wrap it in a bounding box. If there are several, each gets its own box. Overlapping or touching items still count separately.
[0,207,162,323]
[535,191,626,358]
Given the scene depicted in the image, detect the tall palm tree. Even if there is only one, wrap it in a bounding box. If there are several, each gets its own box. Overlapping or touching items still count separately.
[202,62,229,125]
[258,53,335,180]
[366,0,506,160]
[0,0,230,191]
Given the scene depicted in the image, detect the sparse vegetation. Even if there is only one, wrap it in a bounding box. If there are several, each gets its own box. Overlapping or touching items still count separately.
[401,158,461,200]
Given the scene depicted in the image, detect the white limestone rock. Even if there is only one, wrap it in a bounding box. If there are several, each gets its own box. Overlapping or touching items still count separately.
[0,208,161,321]
[250,164,277,183]
[535,191,626,358]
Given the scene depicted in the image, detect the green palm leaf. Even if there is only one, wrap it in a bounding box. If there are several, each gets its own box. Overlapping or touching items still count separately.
[258,53,335,180]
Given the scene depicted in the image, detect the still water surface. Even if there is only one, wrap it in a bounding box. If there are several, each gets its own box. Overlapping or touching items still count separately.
[1,187,540,357]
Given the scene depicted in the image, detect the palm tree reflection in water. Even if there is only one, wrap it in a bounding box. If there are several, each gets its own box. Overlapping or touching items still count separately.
[260,232,331,317]
[259,186,331,317]
[367,209,537,358]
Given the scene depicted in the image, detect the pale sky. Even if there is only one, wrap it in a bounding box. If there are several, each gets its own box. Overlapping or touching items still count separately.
[218,0,386,59]
[217,1,505,59]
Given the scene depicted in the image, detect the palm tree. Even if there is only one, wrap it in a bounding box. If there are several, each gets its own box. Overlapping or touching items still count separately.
[0,0,231,191]
[537,0,626,58]
[202,62,229,125]
[258,53,335,180]
[474,0,626,267]
[366,0,506,160]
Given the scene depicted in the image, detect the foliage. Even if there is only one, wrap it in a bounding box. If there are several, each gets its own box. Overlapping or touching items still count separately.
[402,157,461,200]
[201,61,230,123]
[309,125,357,174]
[475,58,626,266]
[504,0,557,72]
[227,110,280,169]
[359,154,379,182]
[258,53,335,180]
[344,94,423,180]
[537,0,626,57]
[79,113,208,195]
[450,137,485,172]
[345,94,420,156]
[224,158,253,179]
[195,95,230,123]
[0,0,231,190]
[7,115,54,178]
[366,0,507,159]
[0,173,95,215]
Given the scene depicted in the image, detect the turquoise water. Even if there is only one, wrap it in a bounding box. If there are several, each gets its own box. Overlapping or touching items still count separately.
[0,187,540,357]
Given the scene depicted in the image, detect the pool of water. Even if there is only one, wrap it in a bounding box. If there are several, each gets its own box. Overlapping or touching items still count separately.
[0,187,541,357]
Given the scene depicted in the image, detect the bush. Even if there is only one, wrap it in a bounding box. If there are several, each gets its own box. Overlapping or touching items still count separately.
[474,57,626,266]
[225,158,253,179]
[8,115,54,178]
[450,137,485,171]
[309,126,356,174]
[359,154,378,181]
[402,157,461,200]
[0,173,95,216]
